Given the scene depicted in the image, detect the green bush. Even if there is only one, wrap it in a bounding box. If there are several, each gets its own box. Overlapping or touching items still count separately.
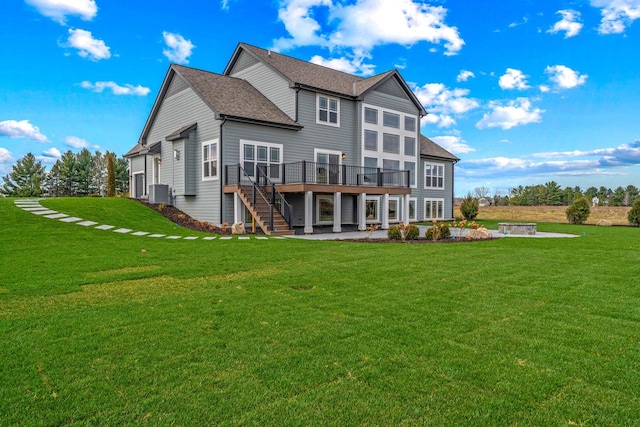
[459,195,479,220]
[387,225,403,240]
[628,198,640,227]
[404,224,420,240]
[425,223,450,240]
[566,197,591,224]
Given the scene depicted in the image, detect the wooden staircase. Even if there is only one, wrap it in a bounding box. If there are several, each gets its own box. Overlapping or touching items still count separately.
[236,185,294,236]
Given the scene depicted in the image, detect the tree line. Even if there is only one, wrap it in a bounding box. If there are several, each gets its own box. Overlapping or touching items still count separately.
[1,149,129,197]
[473,181,640,207]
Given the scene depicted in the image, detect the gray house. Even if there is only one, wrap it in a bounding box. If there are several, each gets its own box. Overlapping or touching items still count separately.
[126,42,458,235]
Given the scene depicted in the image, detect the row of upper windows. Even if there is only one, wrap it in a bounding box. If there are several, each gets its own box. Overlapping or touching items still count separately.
[364,131,416,156]
[316,95,418,132]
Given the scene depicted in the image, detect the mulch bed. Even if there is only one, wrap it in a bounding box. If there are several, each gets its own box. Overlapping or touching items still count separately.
[138,200,227,234]
[340,237,495,244]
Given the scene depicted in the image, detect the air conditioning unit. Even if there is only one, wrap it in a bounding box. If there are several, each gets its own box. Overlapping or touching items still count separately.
[149,184,169,204]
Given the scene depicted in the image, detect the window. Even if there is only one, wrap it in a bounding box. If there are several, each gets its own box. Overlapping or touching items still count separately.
[317,95,339,126]
[315,149,341,184]
[424,162,444,189]
[365,107,378,124]
[383,159,400,170]
[404,137,416,156]
[424,199,444,220]
[241,140,282,181]
[366,197,379,223]
[202,139,219,180]
[405,161,415,187]
[405,116,416,132]
[383,112,400,128]
[383,133,400,154]
[364,130,378,151]
[316,195,334,224]
[362,157,377,184]
[409,198,417,221]
[389,198,399,222]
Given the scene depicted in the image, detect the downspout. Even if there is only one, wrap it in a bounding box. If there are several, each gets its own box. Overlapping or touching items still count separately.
[294,86,301,123]
[219,117,226,224]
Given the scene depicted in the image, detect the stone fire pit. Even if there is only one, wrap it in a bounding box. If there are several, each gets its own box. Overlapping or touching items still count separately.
[498,222,537,235]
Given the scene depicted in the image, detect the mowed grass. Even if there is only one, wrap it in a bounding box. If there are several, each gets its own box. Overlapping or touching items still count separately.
[1,198,640,425]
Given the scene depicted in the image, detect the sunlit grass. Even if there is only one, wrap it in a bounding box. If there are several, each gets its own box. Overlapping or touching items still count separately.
[1,198,639,425]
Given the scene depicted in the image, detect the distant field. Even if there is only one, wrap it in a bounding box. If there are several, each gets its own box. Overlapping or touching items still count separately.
[474,205,631,225]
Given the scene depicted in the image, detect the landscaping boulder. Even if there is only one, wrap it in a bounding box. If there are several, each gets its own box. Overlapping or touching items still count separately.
[231,222,246,235]
[596,219,613,226]
[466,227,492,240]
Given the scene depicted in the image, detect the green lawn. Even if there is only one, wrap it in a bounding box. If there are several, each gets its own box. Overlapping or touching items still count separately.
[1,198,639,425]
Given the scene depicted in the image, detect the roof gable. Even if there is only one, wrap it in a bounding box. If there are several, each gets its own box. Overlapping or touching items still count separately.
[224,43,426,115]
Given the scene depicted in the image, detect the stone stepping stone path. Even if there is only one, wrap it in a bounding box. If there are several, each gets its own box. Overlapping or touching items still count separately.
[13,199,280,242]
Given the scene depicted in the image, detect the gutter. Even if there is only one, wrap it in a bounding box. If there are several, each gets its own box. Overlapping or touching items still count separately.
[219,118,226,224]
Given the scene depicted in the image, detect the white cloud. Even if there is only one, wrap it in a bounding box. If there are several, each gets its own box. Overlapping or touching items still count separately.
[66,28,110,61]
[430,135,475,154]
[42,147,62,159]
[80,81,150,96]
[221,0,230,10]
[309,52,376,76]
[0,120,50,142]
[591,0,640,34]
[548,10,583,38]
[25,0,97,25]
[0,147,13,163]
[456,70,475,82]
[162,31,195,64]
[272,0,464,57]
[539,85,551,93]
[498,68,530,90]
[476,98,544,130]
[413,83,479,128]
[65,136,90,148]
[545,65,588,89]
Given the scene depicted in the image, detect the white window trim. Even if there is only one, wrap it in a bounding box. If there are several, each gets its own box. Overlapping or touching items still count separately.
[240,139,283,182]
[408,197,417,221]
[404,160,417,189]
[388,196,400,223]
[316,195,334,225]
[361,103,419,178]
[202,139,219,181]
[424,161,445,190]
[316,94,340,127]
[366,196,380,223]
[424,198,445,221]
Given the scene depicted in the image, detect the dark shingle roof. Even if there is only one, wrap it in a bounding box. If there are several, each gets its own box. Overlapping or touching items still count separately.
[420,135,459,161]
[125,142,147,157]
[172,64,301,129]
[232,44,426,116]
[166,123,197,141]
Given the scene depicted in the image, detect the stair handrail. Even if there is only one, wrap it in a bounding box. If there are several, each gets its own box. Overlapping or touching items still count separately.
[255,165,293,230]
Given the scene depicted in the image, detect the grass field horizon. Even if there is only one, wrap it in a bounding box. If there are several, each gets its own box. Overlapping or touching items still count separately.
[2,197,639,425]
[476,204,631,225]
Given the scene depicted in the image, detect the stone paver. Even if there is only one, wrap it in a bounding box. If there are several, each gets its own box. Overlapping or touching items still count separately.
[59,217,82,223]
[32,210,57,215]
[166,236,182,239]
[131,231,150,236]
[148,234,166,238]
[114,228,133,233]
[95,225,115,230]
[202,236,217,240]
[184,236,199,240]
[44,213,69,219]
[77,221,98,227]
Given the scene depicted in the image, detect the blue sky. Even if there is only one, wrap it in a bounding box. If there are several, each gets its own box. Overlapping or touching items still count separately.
[1,0,640,196]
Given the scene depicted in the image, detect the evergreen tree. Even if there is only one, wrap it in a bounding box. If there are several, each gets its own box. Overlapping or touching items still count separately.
[90,150,107,195]
[0,153,46,197]
[625,185,638,206]
[114,155,129,195]
[58,150,78,196]
[106,152,116,197]
[44,160,62,197]
[76,148,92,196]
[611,186,626,206]
[545,181,562,205]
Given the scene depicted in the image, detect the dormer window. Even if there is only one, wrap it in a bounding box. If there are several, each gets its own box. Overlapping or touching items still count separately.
[317,95,339,127]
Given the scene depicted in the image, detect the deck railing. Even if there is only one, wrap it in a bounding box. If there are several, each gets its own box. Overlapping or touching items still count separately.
[277,161,410,188]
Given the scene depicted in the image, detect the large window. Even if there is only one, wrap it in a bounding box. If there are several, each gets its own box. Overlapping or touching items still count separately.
[424,162,444,189]
[202,139,219,180]
[364,130,378,151]
[241,140,282,180]
[366,197,379,223]
[405,161,416,187]
[389,197,399,222]
[404,137,416,156]
[316,195,334,225]
[424,199,444,220]
[383,133,400,154]
[405,116,416,132]
[409,197,417,221]
[364,107,378,124]
[383,111,400,128]
[317,95,339,126]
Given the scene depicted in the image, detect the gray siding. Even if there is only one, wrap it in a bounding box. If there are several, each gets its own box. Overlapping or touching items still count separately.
[415,157,456,220]
[145,80,221,224]
[229,53,296,120]
[362,90,418,116]
[130,156,145,174]
[376,77,409,99]
[166,74,189,98]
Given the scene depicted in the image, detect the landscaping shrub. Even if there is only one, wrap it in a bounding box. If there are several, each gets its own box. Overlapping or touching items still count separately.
[459,194,479,220]
[566,197,590,224]
[387,225,403,240]
[425,222,450,240]
[628,198,640,227]
[404,224,420,240]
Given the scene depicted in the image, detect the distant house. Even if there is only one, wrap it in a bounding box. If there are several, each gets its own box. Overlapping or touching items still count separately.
[126,42,459,235]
